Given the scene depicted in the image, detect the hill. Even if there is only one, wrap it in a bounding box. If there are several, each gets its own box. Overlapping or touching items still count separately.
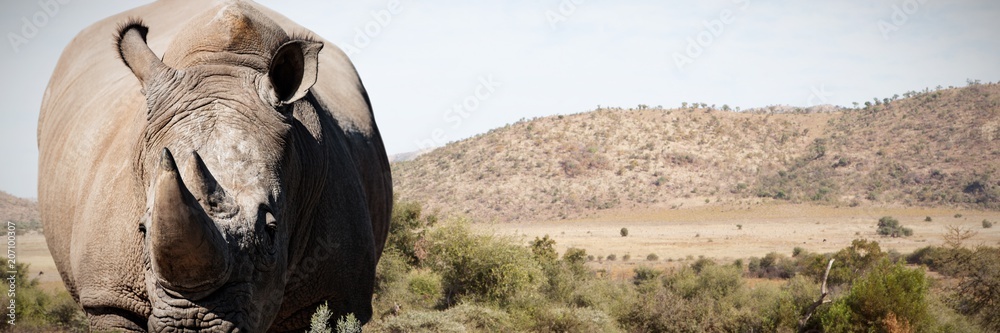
[392,83,1000,222]
[0,190,41,231]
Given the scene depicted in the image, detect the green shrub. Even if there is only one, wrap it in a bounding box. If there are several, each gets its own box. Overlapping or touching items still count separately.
[530,235,558,263]
[666,265,743,301]
[876,216,913,237]
[563,247,587,266]
[949,246,1000,331]
[690,257,715,273]
[983,219,994,228]
[620,227,629,237]
[388,198,437,265]
[570,279,638,318]
[819,259,930,332]
[813,239,886,285]
[646,253,659,261]
[632,266,662,288]
[407,270,443,308]
[425,220,543,306]
[0,263,86,331]
[533,306,623,333]
[925,216,933,222]
[606,254,616,261]
[622,254,631,262]
[748,252,796,279]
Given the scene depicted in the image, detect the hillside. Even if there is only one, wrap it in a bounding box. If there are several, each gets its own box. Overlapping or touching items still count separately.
[0,190,41,231]
[393,83,1000,222]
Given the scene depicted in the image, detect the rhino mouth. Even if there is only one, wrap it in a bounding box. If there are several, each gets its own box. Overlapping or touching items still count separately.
[147,281,256,332]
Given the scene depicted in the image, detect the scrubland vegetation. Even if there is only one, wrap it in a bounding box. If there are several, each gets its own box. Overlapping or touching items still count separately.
[352,199,1000,333]
[5,199,997,332]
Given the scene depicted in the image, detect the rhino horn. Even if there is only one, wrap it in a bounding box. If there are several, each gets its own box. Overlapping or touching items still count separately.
[150,148,231,293]
[184,151,235,214]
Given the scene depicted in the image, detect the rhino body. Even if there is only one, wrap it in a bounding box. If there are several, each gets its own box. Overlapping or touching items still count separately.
[37,1,391,331]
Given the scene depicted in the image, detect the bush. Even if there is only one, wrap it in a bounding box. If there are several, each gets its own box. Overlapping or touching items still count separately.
[646,253,659,261]
[563,247,588,266]
[379,310,466,333]
[949,246,1000,331]
[815,239,886,286]
[622,254,631,262]
[666,265,743,300]
[690,257,715,273]
[607,254,616,261]
[983,219,994,228]
[388,198,437,265]
[0,263,86,331]
[533,306,623,333]
[620,227,629,237]
[818,259,931,332]
[530,235,558,263]
[425,220,543,306]
[632,266,662,287]
[876,216,913,237]
[407,270,443,307]
[748,252,796,279]
[925,216,933,222]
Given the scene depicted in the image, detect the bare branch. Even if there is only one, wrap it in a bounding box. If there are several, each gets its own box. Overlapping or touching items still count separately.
[799,258,835,332]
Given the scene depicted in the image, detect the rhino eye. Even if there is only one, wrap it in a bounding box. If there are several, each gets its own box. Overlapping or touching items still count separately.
[260,205,277,237]
[265,217,277,242]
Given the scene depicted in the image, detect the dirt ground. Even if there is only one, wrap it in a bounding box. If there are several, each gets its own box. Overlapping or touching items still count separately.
[16,231,65,292]
[480,203,1000,277]
[17,203,1000,291]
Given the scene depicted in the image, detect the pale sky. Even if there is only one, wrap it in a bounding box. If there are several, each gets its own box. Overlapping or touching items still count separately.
[1,0,999,198]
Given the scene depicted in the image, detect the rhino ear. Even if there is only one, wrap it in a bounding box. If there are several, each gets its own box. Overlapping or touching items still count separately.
[116,20,174,89]
[266,40,323,106]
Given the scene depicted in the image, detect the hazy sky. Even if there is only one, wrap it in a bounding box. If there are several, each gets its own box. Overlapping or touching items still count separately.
[2,0,999,198]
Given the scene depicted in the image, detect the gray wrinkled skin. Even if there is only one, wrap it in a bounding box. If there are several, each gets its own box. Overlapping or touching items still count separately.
[37,1,391,332]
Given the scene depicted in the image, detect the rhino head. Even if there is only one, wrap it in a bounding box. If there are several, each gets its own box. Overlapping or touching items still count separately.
[116,7,322,331]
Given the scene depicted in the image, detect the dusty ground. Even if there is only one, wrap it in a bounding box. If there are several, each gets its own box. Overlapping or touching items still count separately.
[480,203,1000,277]
[16,231,65,292]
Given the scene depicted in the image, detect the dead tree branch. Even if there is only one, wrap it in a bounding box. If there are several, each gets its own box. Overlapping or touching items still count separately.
[799,258,835,332]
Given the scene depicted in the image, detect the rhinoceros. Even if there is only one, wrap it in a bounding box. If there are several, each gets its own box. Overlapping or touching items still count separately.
[37,1,391,331]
